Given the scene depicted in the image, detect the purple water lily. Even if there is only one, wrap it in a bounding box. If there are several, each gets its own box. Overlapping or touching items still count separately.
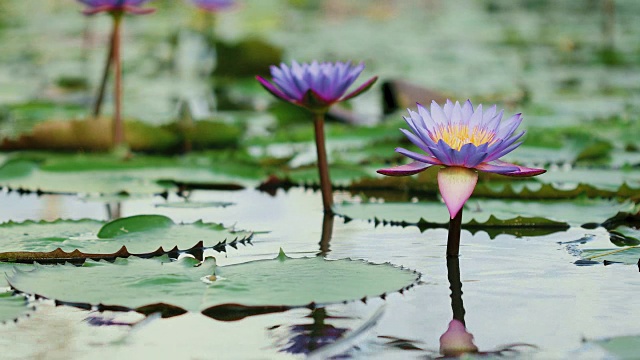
[256,60,378,113]
[189,0,235,12]
[257,61,377,214]
[79,0,154,148]
[78,0,155,15]
[378,100,545,256]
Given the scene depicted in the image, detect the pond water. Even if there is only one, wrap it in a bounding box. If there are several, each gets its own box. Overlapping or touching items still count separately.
[1,0,640,359]
[0,188,637,359]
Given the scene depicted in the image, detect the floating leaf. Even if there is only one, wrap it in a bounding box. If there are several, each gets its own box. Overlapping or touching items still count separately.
[581,246,640,265]
[155,201,234,209]
[0,216,251,263]
[0,292,30,324]
[334,198,633,230]
[8,253,421,317]
[587,335,640,359]
[0,263,34,323]
[0,154,249,195]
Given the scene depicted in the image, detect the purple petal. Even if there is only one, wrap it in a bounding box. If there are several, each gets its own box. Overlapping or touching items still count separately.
[377,161,433,176]
[341,76,378,101]
[256,76,292,102]
[461,100,473,123]
[435,140,456,165]
[495,113,522,139]
[450,101,463,124]
[443,99,454,118]
[437,167,478,219]
[468,104,483,128]
[486,139,524,162]
[417,102,437,129]
[430,101,449,125]
[489,160,546,177]
[474,161,520,174]
[395,147,442,165]
[485,131,525,161]
[399,128,435,156]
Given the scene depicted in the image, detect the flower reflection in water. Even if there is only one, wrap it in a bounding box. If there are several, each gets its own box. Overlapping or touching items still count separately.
[269,308,349,355]
[379,257,537,358]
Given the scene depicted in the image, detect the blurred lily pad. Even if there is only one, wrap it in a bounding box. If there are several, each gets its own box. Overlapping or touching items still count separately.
[0,215,252,263]
[0,292,30,324]
[588,335,640,359]
[0,117,243,153]
[581,246,640,265]
[0,153,251,195]
[334,198,636,230]
[8,251,421,316]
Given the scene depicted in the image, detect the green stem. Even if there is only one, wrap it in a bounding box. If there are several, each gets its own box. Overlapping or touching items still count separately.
[446,256,466,325]
[447,208,463,258]
[112,14,125,146]
[313,112,334,214]
[92,24,116,118]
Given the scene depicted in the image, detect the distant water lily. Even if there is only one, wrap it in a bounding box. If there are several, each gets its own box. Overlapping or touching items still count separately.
[257,61,377,213]
[257,61,377,114]
[378,100,545,256]
[78,0,155,148]
[189,0,235,12]
[78,0,155,15]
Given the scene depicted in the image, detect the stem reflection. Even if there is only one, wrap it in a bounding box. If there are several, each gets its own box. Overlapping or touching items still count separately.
[318,212,334,257]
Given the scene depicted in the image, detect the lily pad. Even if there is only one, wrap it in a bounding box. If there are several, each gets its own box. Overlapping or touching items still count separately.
[581,246,640,265]
[0,215,252,263]
[588,335,640,359]
[7,252,421,316]
[0,263,34,323]
[334,198,635,229]
[0,154,249,195]
[0,292,30,324]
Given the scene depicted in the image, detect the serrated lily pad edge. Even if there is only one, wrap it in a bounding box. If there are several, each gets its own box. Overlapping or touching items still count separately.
[7,255,423,319]
[0,218,254,264]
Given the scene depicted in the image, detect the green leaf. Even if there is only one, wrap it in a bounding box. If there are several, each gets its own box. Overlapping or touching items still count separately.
[0,153,253,195]
[97,215,175,239]
[574,226,640,264]
[0,292,30,324]
[0,263,34,323]
[581,247,640,265]
[588,335,640,359]
[8,253,421,315]
[0,217,251,263]
[335,198,634,229]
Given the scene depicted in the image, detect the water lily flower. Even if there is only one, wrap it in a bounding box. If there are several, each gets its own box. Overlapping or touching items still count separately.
[439,319,479,357]
[378,100,544,256]
[189,0,235,12]
[378,100,545,219]
[78,0,155,148]
[78,0,155,15]
[257,61,377,213]
[256,61,378,114]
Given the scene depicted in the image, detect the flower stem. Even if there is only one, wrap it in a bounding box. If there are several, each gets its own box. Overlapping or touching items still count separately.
[313,112,334,214]
[112,13,125,146]
[446,256,466,325]
[92,25,116,119]
[447,208,463,257]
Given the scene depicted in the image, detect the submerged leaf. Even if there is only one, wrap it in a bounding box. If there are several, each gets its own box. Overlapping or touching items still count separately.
[8,253,421,316]
[0,217,251,263]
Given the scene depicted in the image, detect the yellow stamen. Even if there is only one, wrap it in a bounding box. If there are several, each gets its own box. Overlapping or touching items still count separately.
[431,124,496,151]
